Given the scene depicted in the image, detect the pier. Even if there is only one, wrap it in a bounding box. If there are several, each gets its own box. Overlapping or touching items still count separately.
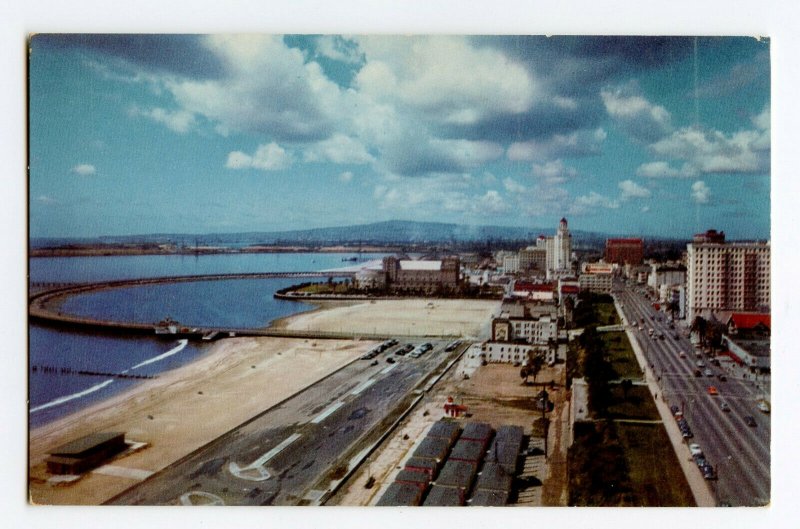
[27,271,402,341]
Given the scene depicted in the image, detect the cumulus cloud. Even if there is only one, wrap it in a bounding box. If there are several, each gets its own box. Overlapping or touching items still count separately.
[649,124,769,175]
[572,191,620,213]
[508,128,606,162]
[355,36,536,126]
[531,159,578,184]
[226,142,293,171]
[71,164,96,175]
[503,178,527,193]
[618,180,652,200]
[636,161,697,178]
[339,171,354,183]
[303,134,374,165]
[129,105,196,133]
[601,82,672,142]
[691,181,710,204]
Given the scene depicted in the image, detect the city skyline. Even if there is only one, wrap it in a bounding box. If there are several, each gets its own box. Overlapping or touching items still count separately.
[29,35,770,240]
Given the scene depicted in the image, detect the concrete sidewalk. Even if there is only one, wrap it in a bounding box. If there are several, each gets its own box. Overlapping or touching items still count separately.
[615,298,717,507]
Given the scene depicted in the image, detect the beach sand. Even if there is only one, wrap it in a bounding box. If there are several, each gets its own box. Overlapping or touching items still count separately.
[273,298,500,338]
[28,336,373,505]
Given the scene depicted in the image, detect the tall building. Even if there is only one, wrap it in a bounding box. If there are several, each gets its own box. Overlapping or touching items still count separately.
[605,238,644,265]
[545,218,572,278]
[686,230,770,321]
[382,256,462,294]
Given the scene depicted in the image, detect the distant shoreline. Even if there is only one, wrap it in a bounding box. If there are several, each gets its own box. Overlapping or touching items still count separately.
[29,244,401,258]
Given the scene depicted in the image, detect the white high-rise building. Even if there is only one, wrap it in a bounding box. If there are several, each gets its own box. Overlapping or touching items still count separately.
[686,230,770,322]
[545,217,572,279]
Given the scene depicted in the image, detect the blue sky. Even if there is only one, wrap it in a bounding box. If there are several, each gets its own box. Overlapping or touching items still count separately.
[28,35,770,239]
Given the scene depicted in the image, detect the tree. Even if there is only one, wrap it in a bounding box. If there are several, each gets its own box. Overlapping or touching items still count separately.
[520,366,529,384]
[691,316,708,347]
[667,299,680,321]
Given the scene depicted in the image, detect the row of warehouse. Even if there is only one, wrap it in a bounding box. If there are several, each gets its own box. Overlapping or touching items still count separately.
[377,420,525,506]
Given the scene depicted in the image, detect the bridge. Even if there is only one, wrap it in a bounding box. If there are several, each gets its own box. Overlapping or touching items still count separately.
[27,271,400,341]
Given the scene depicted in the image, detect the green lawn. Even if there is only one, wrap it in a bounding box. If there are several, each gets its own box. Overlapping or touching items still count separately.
[607,385,661,421]
[615,423,695,506]
[601,331,642,379]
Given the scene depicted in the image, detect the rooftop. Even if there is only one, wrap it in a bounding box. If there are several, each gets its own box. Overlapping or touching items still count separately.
[50,432,125,457]
[399,260,443,271]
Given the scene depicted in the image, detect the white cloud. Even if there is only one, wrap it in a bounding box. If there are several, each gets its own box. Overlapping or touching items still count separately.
[601,82,672,141]
[618,179,652,200]
[315,36,363,64]
[649,125,769,175]
[573,191,620,213]
[226,142,293,171]
[640,205,650,213]
[531,159,577,184]
[355,36,537,126]
[636,161,697,178]
[503,178,527,193]
[477,190,509,215]
[71,164,96,176]
[304,134,374,165]
[36,195,58,204]
[691,181,710,204]
[508,128,606,162]
[129,105,196,133]
[339,171,354,183]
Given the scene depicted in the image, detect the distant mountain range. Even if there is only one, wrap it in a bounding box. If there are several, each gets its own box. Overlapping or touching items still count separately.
[31,220,668,248]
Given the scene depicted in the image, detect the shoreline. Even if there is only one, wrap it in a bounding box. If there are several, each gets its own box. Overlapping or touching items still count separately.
[29,334,374,505]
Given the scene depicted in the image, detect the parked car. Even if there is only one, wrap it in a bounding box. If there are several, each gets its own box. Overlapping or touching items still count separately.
[720,402,730,412]
[679,351,687,358]
[744,416,757,427]
[757,401,771,413]
[704,369,714,377]
[717,374,727,382]
[707,386,719,396]
[688,443,703,456]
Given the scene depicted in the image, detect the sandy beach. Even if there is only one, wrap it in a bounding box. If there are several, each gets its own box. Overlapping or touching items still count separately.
[273,298,500,338]
[29,336,373,505]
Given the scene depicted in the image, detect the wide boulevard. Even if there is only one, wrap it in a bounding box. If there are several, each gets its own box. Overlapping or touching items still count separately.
[614,281,770,506]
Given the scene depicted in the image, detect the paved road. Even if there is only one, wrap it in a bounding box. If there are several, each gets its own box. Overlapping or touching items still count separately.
[614,282,770,506]
[107,339,460,506]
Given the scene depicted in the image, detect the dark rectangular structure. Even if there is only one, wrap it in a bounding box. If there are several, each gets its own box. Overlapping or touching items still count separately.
[377,482,425,506]
[435,460,477,491]
[423,484,465,506]
[485,439,521,475]
[495,425,524,448]
[469,488,509,506]
[459,422,494,449]
[404,457,439,479]
[475,462,513,493]
[412,437,451,463]
[605,238,644,265]
[395,469,431,490]
[427,420,461,446]
[449,439,485,464]
[46,432,126,475]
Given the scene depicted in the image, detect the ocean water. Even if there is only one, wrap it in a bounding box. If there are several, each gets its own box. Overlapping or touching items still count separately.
[29,252,385,427]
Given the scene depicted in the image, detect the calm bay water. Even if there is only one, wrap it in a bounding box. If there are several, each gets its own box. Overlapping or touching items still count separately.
[29,252,385,427]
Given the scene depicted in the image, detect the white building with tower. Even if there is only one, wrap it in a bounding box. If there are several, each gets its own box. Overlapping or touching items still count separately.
[545,218,572,279]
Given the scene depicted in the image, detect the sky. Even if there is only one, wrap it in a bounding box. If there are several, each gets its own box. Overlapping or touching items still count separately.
[28,35,771,240]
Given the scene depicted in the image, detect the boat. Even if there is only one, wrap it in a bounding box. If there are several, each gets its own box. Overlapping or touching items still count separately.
[342,256,358,262]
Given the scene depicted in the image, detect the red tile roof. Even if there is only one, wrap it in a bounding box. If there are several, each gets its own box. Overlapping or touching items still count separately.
[729,313,771,330]
[560,285,580,294]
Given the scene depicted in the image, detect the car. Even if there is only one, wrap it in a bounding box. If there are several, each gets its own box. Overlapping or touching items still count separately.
[757,401,771,414]
[704,369,714,377]
[670,405,680,415]
[679,351,687,358]
[711,359,721,366]
[717,374,727,382]
[744,415,757,427]
[386,357,395,364]
[694,369,702,377]
[720,402,730,412]
[688,443,703,456]
[707,386,719,395]
[370,360,378,366]
[696,361,706,368]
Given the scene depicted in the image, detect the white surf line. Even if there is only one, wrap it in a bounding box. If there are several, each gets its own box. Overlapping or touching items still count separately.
[229,432,302,482]
[311,401,345,424]
[30,379,114,413]
[350,378,376,396]
[125,339,189,371]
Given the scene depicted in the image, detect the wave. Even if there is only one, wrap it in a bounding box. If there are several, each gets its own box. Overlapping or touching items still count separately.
[31,339,189,414]
[30,379,115,413]
[126,339,189,371]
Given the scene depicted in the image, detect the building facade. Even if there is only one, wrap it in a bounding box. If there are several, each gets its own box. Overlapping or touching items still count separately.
[382,256,462,294]
[605,238,644,265]
[686,230,770,321]
[578,262,613,294]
